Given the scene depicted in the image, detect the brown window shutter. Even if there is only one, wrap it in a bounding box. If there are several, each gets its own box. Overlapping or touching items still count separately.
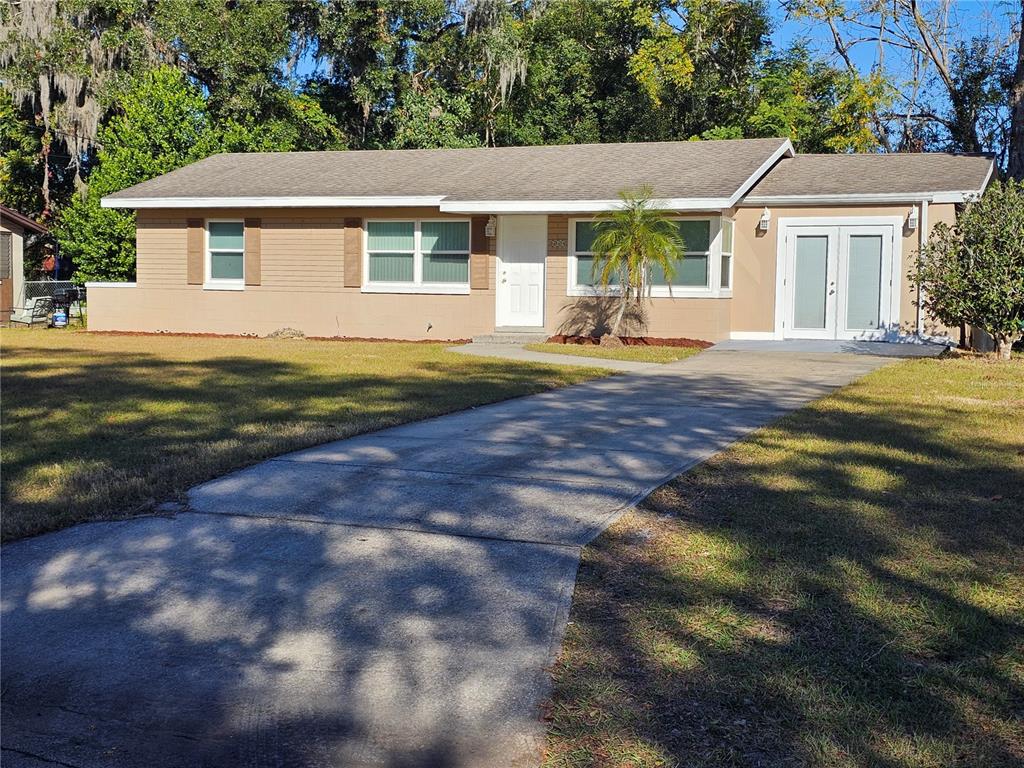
[0,233,12,280]
[470,216,489,290]
[244,218,261,286]
[343,217,362,288]
[186,219,204,285]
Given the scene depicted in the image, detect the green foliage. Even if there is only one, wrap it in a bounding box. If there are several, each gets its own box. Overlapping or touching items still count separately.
[152,0,296,121]
[390,89,480,149]
[53,67,223,283]
[591,185,687,336]
[0,93,46,217]
[915,180,1024,359]
[628,18,695,107]
[746,46,888,152]
[313,0,455,147]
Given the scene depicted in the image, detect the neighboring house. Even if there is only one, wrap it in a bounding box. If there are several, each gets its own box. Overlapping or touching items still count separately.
[92,138,993,343]
[0,205,48,324]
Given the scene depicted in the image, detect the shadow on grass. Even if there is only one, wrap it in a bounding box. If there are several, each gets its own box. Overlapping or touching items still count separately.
[1,341,599,540]
[547,378,1024,767]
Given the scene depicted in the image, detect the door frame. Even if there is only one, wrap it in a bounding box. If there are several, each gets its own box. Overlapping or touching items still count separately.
[495,214,547,328]
[774,216,903,341]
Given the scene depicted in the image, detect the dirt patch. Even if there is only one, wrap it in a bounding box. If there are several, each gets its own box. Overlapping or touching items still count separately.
[546,334,712,349]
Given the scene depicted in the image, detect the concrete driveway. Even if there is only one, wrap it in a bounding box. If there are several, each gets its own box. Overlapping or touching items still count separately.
[2,348,900,767]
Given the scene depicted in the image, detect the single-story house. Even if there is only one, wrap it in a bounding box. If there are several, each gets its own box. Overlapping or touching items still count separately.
[1,205,48,324]
[92,138,993,343]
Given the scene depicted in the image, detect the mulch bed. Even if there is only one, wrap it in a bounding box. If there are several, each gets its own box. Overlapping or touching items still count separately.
[545,334,712,348]
[87,331,471,344]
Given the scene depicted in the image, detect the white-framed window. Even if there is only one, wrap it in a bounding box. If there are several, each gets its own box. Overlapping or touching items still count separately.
[205,220,245,290]
[720,217,734,291]
[567,217,722,298]
[363,219,471,294]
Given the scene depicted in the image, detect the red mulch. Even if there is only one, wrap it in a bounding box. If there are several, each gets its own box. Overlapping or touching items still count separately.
[545,335,712,349]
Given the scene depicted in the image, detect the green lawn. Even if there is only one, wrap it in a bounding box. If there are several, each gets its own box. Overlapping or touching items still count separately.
[545,355,1024,768]
[1,329,605,541]
[525,343,703,363]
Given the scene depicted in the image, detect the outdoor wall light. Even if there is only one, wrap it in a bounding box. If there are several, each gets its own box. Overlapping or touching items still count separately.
[485,215,497,238]
[906,207,919,231]
[758,207,771,232]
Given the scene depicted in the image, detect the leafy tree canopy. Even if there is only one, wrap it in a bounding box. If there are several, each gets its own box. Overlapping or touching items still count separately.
[53,66,299,283]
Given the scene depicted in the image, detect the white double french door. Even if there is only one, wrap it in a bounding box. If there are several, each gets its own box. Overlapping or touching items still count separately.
[783,224,895,340]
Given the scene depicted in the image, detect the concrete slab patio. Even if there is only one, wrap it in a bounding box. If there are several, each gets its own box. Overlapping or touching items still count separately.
[2,348,905,767]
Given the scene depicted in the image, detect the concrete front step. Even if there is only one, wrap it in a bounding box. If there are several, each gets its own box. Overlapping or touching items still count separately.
[472,331,550,344]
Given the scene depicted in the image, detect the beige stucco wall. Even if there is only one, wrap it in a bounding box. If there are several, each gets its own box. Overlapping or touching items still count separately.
[89,207,498,340]
[88,202,956,342]
[729,202,958,336]
[89,207,735,341]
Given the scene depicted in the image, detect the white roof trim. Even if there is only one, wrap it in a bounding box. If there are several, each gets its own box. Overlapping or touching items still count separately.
[742,190,982,205]
[100,195,736,212]
[438,198,733,213]
[100,195,447,209]
[726,138,795,207]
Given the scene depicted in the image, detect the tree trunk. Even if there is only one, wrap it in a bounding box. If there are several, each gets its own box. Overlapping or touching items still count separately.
[959,321,968,349]
[995,336,1014,361]
[610,295,629,337]
[41,139,50,218]
[1008,3,1024,181]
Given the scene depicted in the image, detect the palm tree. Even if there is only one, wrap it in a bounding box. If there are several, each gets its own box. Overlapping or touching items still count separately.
[591,185,686,338]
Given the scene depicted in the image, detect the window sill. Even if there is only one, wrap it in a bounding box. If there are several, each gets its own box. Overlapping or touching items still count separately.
[203,282,245,291]
[567,286,718,299]
[362,284,470,295]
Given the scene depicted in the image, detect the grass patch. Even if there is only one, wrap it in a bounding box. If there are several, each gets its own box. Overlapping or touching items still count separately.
[1,329,605,541]
[545,355,1024,768]
[525,343,703,363]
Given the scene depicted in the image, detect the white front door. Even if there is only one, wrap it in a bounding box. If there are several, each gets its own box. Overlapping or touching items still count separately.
[496,215,546,328]
[784,224,895,340]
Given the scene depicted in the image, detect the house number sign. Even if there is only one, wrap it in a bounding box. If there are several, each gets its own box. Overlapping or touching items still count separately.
[549,238,567,249]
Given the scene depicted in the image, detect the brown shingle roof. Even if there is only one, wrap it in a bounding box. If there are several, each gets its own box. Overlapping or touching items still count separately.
[0,205,47,234]
[103,138,791,204]
[746,153,994,199]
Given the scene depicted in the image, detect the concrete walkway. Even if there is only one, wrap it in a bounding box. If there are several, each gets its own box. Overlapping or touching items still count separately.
[713,338,949,357]
[2,349,899,768]
[451,341,658,371]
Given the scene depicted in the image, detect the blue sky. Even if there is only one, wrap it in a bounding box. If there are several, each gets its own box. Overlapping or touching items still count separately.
[771,0,1018,74]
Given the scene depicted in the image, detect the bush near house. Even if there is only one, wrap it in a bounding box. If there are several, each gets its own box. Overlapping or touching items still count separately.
[914,179,1024,360]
